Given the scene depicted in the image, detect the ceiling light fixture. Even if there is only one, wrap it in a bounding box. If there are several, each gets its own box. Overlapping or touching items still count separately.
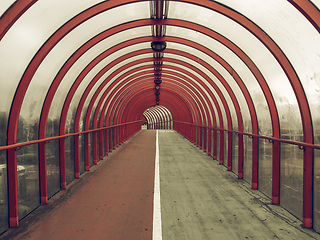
[151,41,166,52]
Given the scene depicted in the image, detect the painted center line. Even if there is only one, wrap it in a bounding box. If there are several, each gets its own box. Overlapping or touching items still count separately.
[153,130,162,240]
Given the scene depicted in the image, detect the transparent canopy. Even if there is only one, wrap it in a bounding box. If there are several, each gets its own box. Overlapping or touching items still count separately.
[0,0,320,234]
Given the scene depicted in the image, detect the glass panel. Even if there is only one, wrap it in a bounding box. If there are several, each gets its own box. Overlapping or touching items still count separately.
[79,135,85,175]
[166,43,251,132]
[280,143,303,220]
[258,138,273,198]
[0,0,16,17]
[210,128,214,158]
[223,131,228,167]
[232,133,238,174]
[102,130,106,157]
[46,140,60,199]
[216,1,320,141]
[65,107,77,135]
[166,54,239,129]
[17,144,39,220]
[311,1,320,9]
[58,38,151,133]
[206,128,210,156]
[166,13,271,135]
[216,130,220,161]
[89,133,93,167]
[46,117,60,138]
[0,151,8,234]
[65,137,75,185]
[243,136,252,184]
[278,102,303,143]
[97,131,101,162]
[7,1,148,139]
[314,149,320,233]
[17,116,38,144]
[0,111,8,232]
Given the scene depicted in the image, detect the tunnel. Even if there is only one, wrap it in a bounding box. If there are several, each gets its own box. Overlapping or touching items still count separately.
[0,0,320,238]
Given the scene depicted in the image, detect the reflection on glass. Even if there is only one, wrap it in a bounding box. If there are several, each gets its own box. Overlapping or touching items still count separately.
[232,133,239,174]
[17,117,39,143]
[280,143,303,220]
[223,131,228,167]
[79,134,85,174]
[102,129,106,157]
[17,144,39,220]
[89,133,93,167]
[65,137,75,185]
[243,136,252,184]
[46,140,60,199]
[258,138,273,198]
[210,129,214,158]
[97,131,101,162]
[216,130,220,161]
[0,152,8,234]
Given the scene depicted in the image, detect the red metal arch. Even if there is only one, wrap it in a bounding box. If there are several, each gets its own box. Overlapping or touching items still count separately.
[118,87,194,130]
[33,20,272,208]
[124,88,194,124]
[87,64,218,152]
[87,60,210,129]
[87,65,207,132]
[109,76,207,138]
[80,79,198,171]
[81,62,214,130]
[82,58,233,165]
[105,76,201,126]
[2,0,316,227]
[111,81,199,128]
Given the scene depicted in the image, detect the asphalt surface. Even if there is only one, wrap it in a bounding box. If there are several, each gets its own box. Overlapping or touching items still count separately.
[159,130,319,240]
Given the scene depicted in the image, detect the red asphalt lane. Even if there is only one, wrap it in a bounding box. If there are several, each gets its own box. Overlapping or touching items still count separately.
[7,130,156,240]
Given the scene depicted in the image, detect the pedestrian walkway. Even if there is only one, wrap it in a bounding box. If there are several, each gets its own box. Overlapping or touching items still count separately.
[1,130,320,240]
[158,130,319,240]
[1,130,156,240]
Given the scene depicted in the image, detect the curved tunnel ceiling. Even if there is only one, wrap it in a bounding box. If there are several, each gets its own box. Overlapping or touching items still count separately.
[1,0,320,229]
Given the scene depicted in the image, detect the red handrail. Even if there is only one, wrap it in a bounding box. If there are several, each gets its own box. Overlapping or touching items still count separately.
[0,120,142,152]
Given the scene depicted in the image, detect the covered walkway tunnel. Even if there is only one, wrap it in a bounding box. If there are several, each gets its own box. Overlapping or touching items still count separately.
[1,0,320,237]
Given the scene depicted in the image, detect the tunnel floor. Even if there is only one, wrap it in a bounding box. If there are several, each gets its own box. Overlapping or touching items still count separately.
[2,130,320,240]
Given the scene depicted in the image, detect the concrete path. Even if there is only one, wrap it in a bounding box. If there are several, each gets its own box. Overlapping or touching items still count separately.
[158,130,320,240]
[1,130,320,240]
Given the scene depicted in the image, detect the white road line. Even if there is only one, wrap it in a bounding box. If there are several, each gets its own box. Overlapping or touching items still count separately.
[153,130,162,240]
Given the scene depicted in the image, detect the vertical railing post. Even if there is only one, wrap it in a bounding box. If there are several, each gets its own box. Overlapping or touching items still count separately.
[196,125,200,147]
[39,141,48,204]
[213,128,217,159]
[252,136,259,189]
[207,127,212,156]
[93,131,97,165]
[219,130,224,165]
[109,128,113,152]
[116,126,120,147]
[99,130,104,160]
[113,127,116,150]
[227,131,233,171]
[238,133,244,179]
[104,128,109,156]
[303,146,314,228]
[59,138,67,189]
[203,126,207,153]
[7,148,19,227]
[272,141,280,203]
[84,133,89,171]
